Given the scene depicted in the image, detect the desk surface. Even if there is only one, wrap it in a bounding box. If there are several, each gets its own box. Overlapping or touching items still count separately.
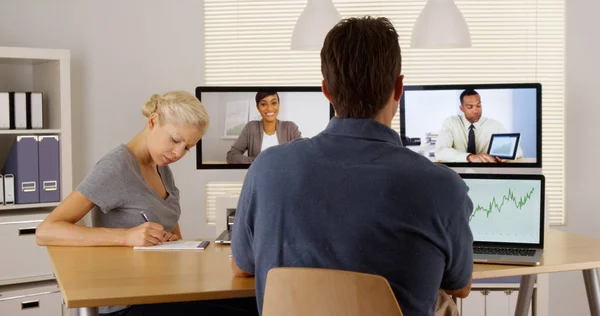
[473,229,600,279]
[47,240,254,308]
[48,229,600,308]
[404,146,536,163]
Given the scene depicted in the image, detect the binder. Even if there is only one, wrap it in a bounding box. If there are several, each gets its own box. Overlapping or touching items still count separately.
[38,135,60,202]
[9,92,27,129]
[0,92,9,129]
[4,174,15,204]
[2,136,39,204]
[26,92,43,129]
[0,175,3,205]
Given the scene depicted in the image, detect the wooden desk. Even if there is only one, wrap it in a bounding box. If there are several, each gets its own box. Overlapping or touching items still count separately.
[471,229,600,316]
[47,230,600,316]
[404,145,537,163]
[47,241,254,315]
[474,229,600,279]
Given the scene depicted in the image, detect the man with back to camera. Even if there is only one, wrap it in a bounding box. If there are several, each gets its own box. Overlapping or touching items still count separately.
[231,16,474,316]
[435,88,523,163]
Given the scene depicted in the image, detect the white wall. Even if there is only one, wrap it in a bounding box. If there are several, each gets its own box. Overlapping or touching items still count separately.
[0,0,232,238]
[549,0,600,315]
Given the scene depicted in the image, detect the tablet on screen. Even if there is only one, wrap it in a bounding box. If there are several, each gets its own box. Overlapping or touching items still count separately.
[488,133,521,160]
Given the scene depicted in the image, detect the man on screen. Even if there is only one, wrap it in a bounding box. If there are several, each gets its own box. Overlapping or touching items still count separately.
[435,88,523,163]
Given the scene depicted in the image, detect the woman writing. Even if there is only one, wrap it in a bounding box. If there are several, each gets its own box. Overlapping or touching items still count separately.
[36,91,226,315]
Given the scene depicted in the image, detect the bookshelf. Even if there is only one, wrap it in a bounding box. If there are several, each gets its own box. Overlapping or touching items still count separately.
[0,46,71,316]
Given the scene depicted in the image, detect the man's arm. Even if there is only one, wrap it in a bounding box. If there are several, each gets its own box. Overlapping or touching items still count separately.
[232,257,254,277]
[444,278,472,298]
[434,118,471,162]
[230,163,259,277]
[440,189,474,298]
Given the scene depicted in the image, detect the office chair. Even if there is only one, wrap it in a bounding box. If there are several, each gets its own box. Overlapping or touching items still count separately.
[262,267,403,316]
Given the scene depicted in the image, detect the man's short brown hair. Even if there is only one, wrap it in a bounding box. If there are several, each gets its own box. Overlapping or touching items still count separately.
[320,16,402,118]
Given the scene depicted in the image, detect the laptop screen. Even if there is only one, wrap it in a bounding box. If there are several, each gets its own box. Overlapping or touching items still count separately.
[462,176,543,245]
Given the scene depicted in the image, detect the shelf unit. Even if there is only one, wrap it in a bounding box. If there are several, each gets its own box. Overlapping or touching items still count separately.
[0,202,60,211]
[0,129,61,135]
[0,46,72,316]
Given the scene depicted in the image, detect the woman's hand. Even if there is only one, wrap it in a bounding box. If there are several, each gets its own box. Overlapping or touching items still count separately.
[124,222,167,246]
[163,231,180,242]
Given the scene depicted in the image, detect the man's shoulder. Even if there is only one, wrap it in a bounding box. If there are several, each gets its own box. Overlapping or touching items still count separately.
[445,115,463,124]
[426,165,465,188]
[479,116,499,124]
[252,137,310,166]
[412,161,464,185]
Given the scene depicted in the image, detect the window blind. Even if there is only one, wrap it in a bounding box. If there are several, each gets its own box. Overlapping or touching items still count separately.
[205,182,243,224]
[203,0,565,225]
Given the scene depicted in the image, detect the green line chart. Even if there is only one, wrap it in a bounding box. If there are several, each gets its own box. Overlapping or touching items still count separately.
[465,179,541,244]
[469,187,536,221]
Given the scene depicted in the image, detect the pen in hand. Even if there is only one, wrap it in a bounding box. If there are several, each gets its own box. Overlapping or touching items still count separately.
[140,211,172,243]
[140,211,150,223]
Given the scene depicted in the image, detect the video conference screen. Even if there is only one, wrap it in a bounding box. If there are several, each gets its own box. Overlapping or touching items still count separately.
[195,87,333,169]
[399,83,541,168]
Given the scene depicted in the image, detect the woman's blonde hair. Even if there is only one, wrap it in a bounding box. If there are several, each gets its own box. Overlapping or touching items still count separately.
[142,91,209,135]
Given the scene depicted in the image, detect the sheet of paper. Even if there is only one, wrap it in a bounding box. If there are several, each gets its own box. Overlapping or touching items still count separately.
[133,240,209,251]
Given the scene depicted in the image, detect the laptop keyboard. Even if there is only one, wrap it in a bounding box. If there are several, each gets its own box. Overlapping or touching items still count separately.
[473,246,536,257]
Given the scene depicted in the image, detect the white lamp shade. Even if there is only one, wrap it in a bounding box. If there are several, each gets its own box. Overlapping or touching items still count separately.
[291,0,342,51]
[411,0,471,49]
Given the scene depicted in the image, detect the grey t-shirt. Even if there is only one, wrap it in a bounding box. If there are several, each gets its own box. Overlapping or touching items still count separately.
[76,144,181,314]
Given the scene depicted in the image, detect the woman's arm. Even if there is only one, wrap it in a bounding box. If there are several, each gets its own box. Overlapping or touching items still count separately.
[36,191,166,247]
[172,223,182,239]
[226,123,255,164]
[291,122,302,140]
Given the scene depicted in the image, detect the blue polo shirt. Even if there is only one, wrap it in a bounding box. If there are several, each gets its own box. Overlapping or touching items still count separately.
[232,117,473,316]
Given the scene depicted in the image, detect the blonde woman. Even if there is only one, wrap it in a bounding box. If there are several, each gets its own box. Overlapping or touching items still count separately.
[37,91,209,248]
[36,91,252,315]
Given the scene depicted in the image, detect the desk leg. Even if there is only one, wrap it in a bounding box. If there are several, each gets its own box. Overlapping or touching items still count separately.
[583,269,600,316]
[77,307,99,316]
[514,274,536,316]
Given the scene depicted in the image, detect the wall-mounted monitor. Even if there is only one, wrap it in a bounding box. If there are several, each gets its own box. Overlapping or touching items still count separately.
[195,86,333,169]
[399,83,541,168]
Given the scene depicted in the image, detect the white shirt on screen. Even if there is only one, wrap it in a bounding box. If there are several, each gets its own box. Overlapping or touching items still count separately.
[261,132,279,152]
[434,114,523,162]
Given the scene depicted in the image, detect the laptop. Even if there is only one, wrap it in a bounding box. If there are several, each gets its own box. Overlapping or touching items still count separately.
[215,230,231,244]
[459,173,545,266]
[215,213,236,244]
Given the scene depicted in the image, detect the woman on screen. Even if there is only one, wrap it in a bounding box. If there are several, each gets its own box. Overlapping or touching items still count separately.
[226,91,302,164]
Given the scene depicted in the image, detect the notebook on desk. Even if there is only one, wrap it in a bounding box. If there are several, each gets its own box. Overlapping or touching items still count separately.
[134,240,210,251]
[460,173,545,266]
